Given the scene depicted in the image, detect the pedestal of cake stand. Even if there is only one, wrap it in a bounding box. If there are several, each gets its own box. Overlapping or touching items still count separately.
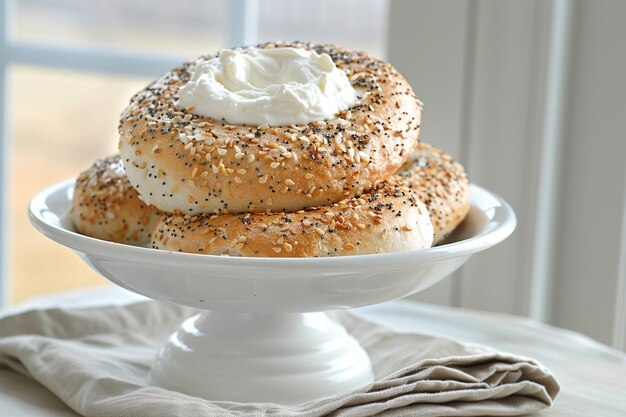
[30,181,516,406]
[149,311,373,404]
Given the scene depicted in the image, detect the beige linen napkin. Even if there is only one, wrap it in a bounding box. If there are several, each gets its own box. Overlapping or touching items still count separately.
[0,300,559,417]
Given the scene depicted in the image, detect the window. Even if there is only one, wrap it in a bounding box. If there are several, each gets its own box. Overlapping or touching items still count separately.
[1,0,390,304]
[10,67,150,302]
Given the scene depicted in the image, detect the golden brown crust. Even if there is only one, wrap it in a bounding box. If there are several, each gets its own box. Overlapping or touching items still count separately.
[150,142,469,257]
[71,154,161,245]
[151,182,433,257]
[401,143,470,244]
[118,41,422,215]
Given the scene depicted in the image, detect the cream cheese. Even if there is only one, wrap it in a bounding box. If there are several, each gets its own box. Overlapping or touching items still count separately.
[177,47,359,126]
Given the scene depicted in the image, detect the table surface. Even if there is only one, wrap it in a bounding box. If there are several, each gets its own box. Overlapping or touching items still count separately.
[1,285,625,417]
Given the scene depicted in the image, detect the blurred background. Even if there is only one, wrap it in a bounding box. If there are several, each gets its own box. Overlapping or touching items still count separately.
[0,0,625,351]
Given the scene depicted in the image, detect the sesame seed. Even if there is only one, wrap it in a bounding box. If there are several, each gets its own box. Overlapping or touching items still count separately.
[270,162,280,169]
[246,154,255,163]
[235,152,245,160]
[234,177,243,184]
[272,247,282,253]
[217,148,227,156]
[285,179,295,186]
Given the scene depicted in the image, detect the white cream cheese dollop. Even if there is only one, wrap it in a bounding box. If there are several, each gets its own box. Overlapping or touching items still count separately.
[177,47,359,126]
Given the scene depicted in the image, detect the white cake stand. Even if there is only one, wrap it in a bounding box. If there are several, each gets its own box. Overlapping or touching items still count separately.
[29,180,515,405]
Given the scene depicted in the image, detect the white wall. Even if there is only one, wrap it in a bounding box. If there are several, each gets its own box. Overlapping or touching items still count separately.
[388,0,626,349]
[550,0,626,347]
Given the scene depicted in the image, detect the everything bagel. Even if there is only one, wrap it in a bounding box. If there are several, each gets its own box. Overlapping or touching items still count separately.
[118,42,422,215]
[150,143,468,257]
[71,154,160,245]
[400,143,470,244]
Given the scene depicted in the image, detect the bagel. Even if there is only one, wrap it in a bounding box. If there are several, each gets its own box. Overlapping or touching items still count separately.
[71,154,160,245]
[150,143,468,257]
[118,41,422,215]
[400,143,470,244]
[151,183,433,257]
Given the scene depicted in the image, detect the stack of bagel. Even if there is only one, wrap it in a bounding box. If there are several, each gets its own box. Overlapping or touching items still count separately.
[71,42,469,257]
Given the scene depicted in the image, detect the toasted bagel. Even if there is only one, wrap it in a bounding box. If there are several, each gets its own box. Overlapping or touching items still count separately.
[151,182,433,257]
[71,154,160,244]
[118,42,422,215]
[401,143,470,244]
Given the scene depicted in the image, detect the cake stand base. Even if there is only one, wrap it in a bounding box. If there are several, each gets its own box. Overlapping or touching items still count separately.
[149,311,374,405]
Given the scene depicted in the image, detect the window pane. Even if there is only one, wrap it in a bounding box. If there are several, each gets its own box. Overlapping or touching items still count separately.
[14,0,227,58]
[9,1,389,305]
[10,66,151,304]
[257,0,389,58]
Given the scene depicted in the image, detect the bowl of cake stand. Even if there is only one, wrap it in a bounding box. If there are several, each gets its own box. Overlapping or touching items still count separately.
[30,180,515,405]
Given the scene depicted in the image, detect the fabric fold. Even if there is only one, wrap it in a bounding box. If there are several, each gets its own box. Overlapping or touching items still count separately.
[0,300,559,417]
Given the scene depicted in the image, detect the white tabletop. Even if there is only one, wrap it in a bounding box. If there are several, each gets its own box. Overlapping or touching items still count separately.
[2,285,625,416]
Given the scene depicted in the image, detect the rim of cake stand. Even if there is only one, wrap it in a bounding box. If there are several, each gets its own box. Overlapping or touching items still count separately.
[29,179,516,270]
